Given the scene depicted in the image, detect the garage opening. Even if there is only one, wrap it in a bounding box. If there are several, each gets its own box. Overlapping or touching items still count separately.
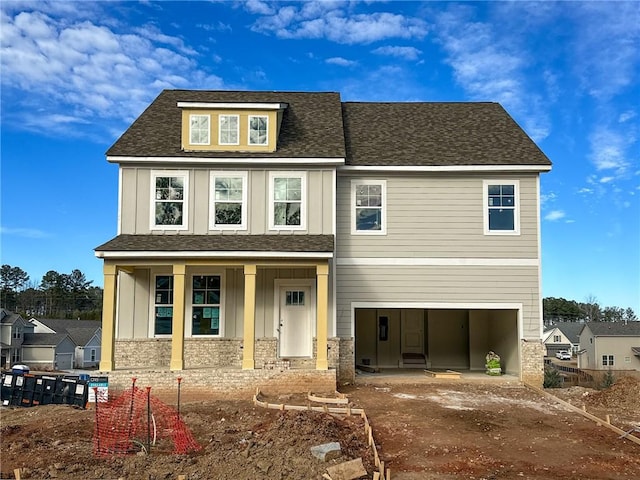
[354,308,520,375]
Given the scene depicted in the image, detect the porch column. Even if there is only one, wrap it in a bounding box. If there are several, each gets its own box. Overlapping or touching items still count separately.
[316,263,329,370]
[170,262,186,371]
[99,263,117,371]
[242,264,257,370]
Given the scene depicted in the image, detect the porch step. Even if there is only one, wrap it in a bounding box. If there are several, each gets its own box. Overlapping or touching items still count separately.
[402,352,427,367]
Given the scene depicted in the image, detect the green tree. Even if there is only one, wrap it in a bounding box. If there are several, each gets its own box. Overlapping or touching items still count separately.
[0,265,30,310]
[623,308,638,322]
[602,306,625,322]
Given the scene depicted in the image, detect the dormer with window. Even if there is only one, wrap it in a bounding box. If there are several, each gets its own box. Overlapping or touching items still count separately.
[178,102,288,153]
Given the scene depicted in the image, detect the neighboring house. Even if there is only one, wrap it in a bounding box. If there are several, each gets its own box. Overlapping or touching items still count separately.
[543,322,583,357]
[0,309,32,368]
[94,90,551,389]
[577,322,640,371]
[21,332,76,370]
[29,318,102,368]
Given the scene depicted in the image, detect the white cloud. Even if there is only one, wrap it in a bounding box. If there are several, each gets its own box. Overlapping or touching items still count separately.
[589,127,631,173]
[619,110,636,123]
[325,57,357,67]
[544,210,566,221]
[600,176,615,184]
[0,227,50,238]
[0,4,224,137]
[570,2,640,99]
[578,187,594,195]
[250,5,428,44]
[433,7,550,142]
[245,0,275,16]
[372,45,422,60]
[540,192,557,205]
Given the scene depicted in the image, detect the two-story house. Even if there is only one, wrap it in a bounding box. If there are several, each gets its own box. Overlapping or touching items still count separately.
[0,308,32,368]
[95,90,551,391]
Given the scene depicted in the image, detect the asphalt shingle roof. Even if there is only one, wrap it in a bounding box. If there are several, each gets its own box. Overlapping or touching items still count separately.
[342,102,552,167]
[106,90,346,159]
[584,321,640,336]
[95,234,334,254]
[553,322,584,344]
[22,333,70,347]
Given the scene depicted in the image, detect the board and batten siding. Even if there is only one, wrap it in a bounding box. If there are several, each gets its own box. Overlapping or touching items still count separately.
[119,167,335,235]
[114,266,332,340]
[335,172,542,341]
[336,173,539,258]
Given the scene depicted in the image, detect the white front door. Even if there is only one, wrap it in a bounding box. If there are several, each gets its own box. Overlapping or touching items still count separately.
[278,286,312,357]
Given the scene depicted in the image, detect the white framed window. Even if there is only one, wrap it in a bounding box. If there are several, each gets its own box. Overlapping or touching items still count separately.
[12,328,21,339]
[269,172,306,230]
[189,274,223,337]
[351,180,387,235]
[219,114,239,145]
[602,354,614,367]
[90,349,97,362]
[553,334,561,342]
[151,170,189,230]
[11,350,20,363]
[154,275,173,336]
[189,114,210,145]
[248,115,268,145]
[624,356,631,363]
[210,171,247,230]
[483,180,520,235]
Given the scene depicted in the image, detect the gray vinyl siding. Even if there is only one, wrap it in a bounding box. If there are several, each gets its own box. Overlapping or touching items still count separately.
[336,173,539,258]
[335,264,540,339]
[120,167,335,235]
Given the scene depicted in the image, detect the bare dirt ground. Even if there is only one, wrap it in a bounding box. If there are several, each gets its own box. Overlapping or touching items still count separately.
[1,374,639,480]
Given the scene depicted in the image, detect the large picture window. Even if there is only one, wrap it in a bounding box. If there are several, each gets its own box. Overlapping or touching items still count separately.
[351,180,386,235]
[210,171,247,230]
[483,180,520,235]
[189,114,210,145]
[219,114,239,145]
[191,275,221,336]
[269,172,306,230]
[154,275,173,335]
[248,115,268,145]
[151,171,188,230]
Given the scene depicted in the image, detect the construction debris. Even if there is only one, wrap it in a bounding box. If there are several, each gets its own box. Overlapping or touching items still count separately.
[326,458,368,480]
[311,441,342,461]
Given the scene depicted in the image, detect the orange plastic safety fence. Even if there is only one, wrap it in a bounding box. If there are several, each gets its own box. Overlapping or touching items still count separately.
[92,385,201,456]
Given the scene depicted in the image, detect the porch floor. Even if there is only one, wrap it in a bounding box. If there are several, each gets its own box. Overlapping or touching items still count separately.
[355,368,520,385]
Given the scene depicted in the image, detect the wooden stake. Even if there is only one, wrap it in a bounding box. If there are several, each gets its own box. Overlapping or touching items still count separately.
[606,414,611,424]
[387,467,391,480]
[14,468,21,480]
[178,476,186,480]
[373,473,380,480]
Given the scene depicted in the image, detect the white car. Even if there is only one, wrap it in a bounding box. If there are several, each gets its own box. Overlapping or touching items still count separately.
[555,351,571,360]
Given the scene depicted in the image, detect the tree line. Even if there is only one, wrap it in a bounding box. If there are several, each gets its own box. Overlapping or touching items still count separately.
[543,295,637,326]
[0,265,102,320]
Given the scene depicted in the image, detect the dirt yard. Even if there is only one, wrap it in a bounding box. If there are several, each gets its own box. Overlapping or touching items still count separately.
[1,375,639,480]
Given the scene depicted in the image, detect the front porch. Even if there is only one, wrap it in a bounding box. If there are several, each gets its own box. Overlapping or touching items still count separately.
[98,258,335,378]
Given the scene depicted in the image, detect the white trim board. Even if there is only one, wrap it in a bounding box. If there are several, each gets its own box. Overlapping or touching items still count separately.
[96,251,334,259]
[336,257,538,267]
[177,102,288,110]
[339,165,551,172]
[107,156,345,165]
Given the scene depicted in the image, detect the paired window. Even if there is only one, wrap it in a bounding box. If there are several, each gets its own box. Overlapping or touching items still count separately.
[351,180,386,235]
[483,180,519,235]
[602,355,614,367]
[189,114,210,145]
[12,328,21,339]
[269,172,306,230]
[90,349,97,362]
[553,335,561,342]
[11,350,20,363]
[154,275,173,335]
[210,172,247,230]
[151,171,188,230]
[191,275,221,336]
[219,115,239,145]
[249,115,268,145]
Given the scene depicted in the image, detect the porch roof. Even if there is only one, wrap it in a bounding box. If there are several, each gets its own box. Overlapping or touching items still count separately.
[95,234,335,256]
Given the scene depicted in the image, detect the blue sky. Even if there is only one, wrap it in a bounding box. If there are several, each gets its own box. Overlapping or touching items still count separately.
[1,1,638,313]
